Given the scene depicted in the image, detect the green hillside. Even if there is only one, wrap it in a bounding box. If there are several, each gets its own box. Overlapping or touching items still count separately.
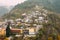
[2,0,60,19]
[12,0,60,13]
[1,0,60,39]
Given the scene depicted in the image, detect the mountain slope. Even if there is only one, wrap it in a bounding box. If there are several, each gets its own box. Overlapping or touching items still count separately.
[0,6,14,17]
[2,0,60,19]
[11,0,60,13]
[0,6,9,16]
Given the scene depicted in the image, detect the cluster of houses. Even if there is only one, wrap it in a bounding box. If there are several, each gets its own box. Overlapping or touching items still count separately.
[0,5,49,38]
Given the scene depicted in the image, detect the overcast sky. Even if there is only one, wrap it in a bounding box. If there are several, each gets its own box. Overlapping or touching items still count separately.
[0,0,26,6]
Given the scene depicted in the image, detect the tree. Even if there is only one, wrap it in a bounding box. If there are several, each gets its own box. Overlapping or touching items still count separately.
[6,22,11,37]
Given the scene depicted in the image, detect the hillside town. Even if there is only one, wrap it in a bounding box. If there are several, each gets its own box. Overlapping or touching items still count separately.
[0,5,49,40]
[0,0,60,40]
[0,5,60,40]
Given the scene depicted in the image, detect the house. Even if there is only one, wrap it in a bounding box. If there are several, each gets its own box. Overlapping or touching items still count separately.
[38,17,44,21]
[11,28,23,35]
[29,27,36,35]
[0,28,6,36]
[0,22,6,26]
[16,18,22,22]
[24,27,36,37]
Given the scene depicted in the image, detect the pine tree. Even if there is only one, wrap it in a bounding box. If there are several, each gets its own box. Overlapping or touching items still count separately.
[6,22,11,37]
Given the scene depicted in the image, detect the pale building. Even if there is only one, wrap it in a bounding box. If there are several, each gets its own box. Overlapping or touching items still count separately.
[38,17,44,21]
[29,28,36,35]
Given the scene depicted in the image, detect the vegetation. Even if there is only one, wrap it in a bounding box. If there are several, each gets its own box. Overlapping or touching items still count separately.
[1,0,60,40]
[6,22,11,37]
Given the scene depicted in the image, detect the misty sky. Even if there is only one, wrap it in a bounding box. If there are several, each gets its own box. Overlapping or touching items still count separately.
[0,0,26,6]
